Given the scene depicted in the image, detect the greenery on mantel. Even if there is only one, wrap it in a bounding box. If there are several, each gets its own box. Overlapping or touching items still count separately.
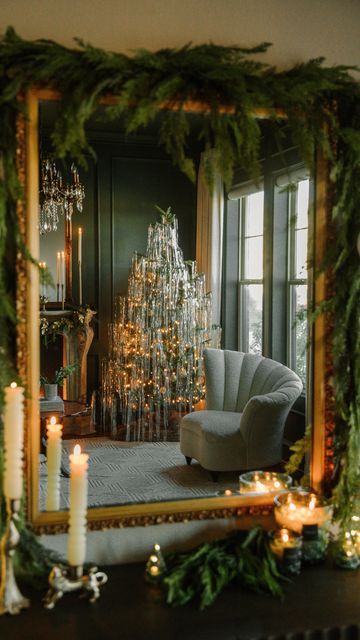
[164,527,286,610]
[0,28,359,551]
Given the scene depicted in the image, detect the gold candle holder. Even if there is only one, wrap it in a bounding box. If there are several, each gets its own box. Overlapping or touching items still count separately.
[43,564,108,609]
[0,499,30,615]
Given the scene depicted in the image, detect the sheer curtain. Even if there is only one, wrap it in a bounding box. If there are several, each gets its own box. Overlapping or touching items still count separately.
[196,152,224,326]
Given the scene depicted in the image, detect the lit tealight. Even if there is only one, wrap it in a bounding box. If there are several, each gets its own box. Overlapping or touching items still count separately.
[10,382,17,389]
[281,531,289,543]
[239,471,292,494]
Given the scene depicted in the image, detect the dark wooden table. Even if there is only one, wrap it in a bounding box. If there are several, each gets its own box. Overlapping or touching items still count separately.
[0,561,359,640]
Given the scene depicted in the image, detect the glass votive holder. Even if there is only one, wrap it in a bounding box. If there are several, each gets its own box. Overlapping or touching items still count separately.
[349,514,360,556]
[239,471,292,494]
[268,528,302,575]
[274,491,332,564]
[333,532,360,570]
[145,543,167,584]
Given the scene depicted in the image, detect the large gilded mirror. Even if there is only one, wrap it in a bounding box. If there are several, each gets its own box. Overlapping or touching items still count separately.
[21,88,331,533]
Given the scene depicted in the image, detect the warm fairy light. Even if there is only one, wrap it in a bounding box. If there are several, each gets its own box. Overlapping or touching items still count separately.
[224,489,232,496]
[10,382,17,389]
[289,502,296,511]
[274,480,281,489]
[255,481,268,493]
[74,444,81,456]
[149,555,158,563]
[154,543,160,551]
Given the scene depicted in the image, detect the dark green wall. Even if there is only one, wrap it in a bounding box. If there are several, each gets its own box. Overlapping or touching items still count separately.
[70,134,197,398]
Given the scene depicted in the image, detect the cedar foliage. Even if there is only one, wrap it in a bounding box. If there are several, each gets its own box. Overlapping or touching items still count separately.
[164,527,286,609]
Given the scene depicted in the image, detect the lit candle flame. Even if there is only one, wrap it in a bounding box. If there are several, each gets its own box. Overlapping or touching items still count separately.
[50,416,56,426]
[309,497,316,510]
[10,382,17,389]
[289,502,296,511]
[74,444,81,456]
[282,531,289,543]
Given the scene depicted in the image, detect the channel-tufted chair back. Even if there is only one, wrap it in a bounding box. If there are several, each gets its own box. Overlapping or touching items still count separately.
[204,348,302,413]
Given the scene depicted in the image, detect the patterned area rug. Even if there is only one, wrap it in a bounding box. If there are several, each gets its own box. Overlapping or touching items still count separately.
[39,438,240,510]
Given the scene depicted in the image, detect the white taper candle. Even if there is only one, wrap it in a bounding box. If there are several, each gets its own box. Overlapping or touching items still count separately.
[61,250,66,300]
[46,416,63,511]
[3,382,25,500]
[56,252,61,287]
[78,227,82,264]
[67,444,88,567]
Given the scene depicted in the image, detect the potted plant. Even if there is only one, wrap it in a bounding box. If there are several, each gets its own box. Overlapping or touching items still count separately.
[40,364,77,401]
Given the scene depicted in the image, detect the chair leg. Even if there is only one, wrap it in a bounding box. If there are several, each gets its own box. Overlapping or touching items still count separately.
[185,456,192,466]
[210,471,219,482]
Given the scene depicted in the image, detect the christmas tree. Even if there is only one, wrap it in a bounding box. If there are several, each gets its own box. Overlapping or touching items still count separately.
[102,207,220,441]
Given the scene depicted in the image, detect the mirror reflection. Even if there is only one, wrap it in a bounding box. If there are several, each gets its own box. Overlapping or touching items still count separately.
[38,100,310,512]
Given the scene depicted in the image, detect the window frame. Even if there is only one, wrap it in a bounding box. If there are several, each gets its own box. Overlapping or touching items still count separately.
[237,193,265,354]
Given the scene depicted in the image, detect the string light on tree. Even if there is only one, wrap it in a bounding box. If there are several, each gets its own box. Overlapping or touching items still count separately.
[102,207,221,441]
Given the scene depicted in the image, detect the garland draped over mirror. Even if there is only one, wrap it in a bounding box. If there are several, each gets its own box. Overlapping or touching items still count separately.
[0,28,359,543]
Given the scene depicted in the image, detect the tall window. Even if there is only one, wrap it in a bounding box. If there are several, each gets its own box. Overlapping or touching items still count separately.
[287,179,310,386]
[238,191,264,354]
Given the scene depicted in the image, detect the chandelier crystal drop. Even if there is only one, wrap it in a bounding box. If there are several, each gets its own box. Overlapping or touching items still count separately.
[102,207,221,442]
[39,158,85,234]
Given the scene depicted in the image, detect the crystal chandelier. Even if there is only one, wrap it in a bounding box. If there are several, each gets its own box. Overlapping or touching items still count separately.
[39,158,85,234]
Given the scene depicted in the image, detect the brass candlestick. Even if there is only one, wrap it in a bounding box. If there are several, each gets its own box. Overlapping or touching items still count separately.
[0,499,30,615]
[43,564,108,609]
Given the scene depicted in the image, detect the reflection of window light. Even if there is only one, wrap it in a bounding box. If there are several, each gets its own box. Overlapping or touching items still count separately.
[288,179,309,386]
[239,191,264,354]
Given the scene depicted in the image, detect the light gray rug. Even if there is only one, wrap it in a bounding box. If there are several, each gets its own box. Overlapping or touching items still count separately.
[39,438,240,510]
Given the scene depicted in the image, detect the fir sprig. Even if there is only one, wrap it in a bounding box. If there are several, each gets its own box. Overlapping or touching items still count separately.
[164,527,286,610]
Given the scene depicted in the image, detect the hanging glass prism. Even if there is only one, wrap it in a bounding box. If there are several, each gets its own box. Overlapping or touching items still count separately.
[101,207,221,441]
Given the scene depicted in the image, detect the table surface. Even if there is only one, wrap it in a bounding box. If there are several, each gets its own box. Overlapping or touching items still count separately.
[0,561,359,640]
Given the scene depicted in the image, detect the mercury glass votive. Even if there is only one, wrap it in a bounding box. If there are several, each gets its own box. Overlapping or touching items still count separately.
[239,471,292,494]
[274,491,332,563]
[145,543,167,584]
[268,528,302,575]
[333,531,360,570]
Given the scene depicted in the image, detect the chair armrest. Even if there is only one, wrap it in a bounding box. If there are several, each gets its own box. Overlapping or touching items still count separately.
[239,390,299,467]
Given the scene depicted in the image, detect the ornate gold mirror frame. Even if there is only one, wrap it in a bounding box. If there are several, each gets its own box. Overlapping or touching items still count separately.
[17,88,333,534]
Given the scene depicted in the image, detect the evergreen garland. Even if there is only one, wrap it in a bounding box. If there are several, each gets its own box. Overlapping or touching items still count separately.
[164,527,286,609]
[0,28,358,548]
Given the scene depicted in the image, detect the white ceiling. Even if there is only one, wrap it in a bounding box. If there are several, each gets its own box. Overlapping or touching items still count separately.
[1,0,359,70]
